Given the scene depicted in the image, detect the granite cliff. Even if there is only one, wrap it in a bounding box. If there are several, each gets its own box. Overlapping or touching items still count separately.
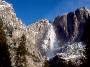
[0,0,90,67]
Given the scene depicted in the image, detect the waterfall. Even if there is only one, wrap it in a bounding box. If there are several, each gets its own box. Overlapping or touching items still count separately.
[42,23,59,60]
[41,23,85,62]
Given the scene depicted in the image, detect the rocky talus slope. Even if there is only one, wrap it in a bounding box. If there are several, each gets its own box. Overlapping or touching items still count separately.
[0,1,90,67]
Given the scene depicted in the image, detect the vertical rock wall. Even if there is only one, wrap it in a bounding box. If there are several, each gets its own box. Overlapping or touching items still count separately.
[0,0,90,67]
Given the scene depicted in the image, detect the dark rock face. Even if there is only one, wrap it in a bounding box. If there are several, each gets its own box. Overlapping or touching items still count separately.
[49,7,90,67]
[82,15,90,67]
[48,55,77,67]
[0,18,12,67]
[53,7,89,43]
[48,56,86,67]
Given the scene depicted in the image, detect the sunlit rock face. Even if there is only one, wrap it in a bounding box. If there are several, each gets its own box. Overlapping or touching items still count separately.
[0,0,90,67]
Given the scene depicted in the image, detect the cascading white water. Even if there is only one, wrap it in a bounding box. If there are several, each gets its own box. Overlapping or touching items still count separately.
[42,23,59,60]
[41,22,85,62]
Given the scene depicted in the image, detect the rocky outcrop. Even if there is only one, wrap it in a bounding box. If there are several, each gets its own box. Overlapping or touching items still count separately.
[49,7,90,67]
[53,7,89,43]
[0,0,90,67]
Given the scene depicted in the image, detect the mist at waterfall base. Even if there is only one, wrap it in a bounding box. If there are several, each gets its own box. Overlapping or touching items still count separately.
[41,23,85,62]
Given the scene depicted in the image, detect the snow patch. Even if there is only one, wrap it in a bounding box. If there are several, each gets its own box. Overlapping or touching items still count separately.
[41,23,85,61]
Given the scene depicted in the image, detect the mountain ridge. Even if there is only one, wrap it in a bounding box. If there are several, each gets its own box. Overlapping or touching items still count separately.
[0,0,90,67]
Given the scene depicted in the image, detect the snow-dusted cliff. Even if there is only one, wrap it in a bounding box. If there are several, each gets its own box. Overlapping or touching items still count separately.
[0,0,90,67]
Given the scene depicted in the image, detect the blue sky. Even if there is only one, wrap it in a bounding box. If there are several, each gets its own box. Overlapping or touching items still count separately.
[5,0,90,25]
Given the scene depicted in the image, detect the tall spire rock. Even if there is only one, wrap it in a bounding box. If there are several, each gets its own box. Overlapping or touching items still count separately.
[0,1,90,67]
